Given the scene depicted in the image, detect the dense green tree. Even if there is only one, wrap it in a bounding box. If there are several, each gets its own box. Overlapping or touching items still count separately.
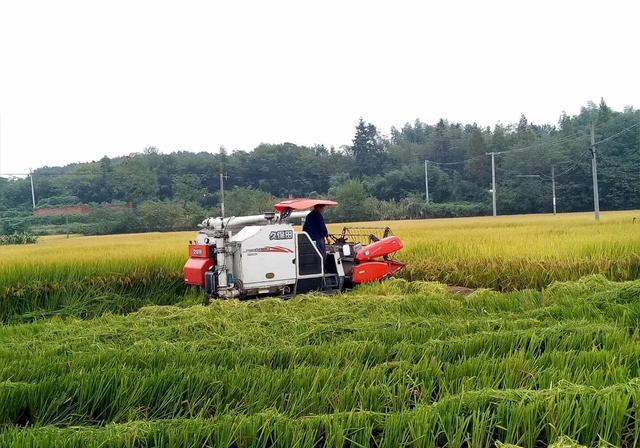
[515,114,535,143]
[326,179,376,222]
[347,119,386,177]
[172,174,205,205]
[112,155,159,203]
[63,164,101,203]
[598,98,612,122]
[137,200,195,231]
[432,119,452,163]
[223,187,274,216]
[465,125,489,185]
[95,156,114,203]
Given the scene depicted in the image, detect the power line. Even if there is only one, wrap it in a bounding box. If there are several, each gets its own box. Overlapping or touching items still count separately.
[472,126,627,218]
[424,132,588,167]
[425,156,482,166]
[506,149,592,215]
[481,130,617,218]
[493,132,587,155]
[581,121,640,223]
[1,172,100,177]
[593,122,640,146]
[547,151,591,177]
[525,150,591,180]
[487,149,589,178]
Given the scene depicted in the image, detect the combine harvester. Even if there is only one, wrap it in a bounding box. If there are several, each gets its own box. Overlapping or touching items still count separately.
[184,199,405,300]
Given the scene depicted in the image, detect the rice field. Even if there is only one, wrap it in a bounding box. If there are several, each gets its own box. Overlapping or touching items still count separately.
[0,210,638,322]
[0,210,638,291]
[0,276,639,446]
[0,210,639,446]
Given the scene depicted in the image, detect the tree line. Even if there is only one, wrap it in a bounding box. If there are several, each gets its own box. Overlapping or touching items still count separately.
[0,99,638,234]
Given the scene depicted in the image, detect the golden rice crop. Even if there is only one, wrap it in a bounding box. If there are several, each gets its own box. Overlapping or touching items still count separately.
[0,231,188,287]
[342,210,640,289]
[1,210,637,289]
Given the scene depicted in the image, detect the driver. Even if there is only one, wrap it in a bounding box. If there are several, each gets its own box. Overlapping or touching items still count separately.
[303,204,328,260]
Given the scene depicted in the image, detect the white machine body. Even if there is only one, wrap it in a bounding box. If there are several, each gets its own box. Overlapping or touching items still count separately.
[231,224,297,292]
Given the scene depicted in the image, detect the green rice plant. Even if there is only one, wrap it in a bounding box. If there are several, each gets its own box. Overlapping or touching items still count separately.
[0,278,638,446]
[0,271,192,323]
[0,385,637,447]
[469,409,496,448]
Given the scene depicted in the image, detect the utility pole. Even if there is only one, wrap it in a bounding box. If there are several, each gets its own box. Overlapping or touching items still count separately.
[487,152,497,216]
[29,169,36,209]
[551,165,557,215]
[219,170,225,219]
[219,146,226,219]
[590,123,600,221]
[424,160,430,203]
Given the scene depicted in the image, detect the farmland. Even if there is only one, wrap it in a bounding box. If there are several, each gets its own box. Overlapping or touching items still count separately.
[1,276,639,447]
[0,210,639,446]
[0,211,638,289]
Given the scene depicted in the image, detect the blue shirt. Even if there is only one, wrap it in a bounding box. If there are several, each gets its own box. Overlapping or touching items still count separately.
[303,210,328,242]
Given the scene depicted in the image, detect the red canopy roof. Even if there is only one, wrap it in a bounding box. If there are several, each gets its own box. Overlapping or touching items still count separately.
[274,198,338,212]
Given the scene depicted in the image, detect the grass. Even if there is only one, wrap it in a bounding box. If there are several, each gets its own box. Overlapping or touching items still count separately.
[0,276,638,446]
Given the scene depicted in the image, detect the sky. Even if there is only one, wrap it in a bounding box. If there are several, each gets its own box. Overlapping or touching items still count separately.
[0,0,638,175]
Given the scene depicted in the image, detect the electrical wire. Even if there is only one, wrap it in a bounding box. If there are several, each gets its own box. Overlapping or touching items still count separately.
[430,122,635,176]
[504,122,639,180]
[425,155,483,166]
[593,122,640,146]
[494,132,588,155]
[425,131,588,166]
[1,172,112,177]
[506,150,591,181]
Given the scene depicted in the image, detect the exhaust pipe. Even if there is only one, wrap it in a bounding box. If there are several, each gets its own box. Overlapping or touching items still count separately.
[217,288,241,299]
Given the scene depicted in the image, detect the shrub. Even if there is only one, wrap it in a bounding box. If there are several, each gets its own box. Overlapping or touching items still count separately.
[0,232,38,245]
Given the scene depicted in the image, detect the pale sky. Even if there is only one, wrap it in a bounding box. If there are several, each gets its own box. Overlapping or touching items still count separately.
[0,0,638,174]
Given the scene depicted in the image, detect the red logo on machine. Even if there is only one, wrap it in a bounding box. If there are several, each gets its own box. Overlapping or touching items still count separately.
[245,246,294,254]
